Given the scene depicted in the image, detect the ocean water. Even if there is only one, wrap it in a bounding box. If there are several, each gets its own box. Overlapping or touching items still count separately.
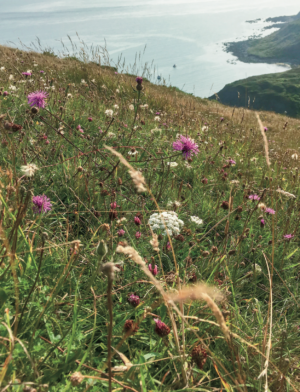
[0,0,299,97]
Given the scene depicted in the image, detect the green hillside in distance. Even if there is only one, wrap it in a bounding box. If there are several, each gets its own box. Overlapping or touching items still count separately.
[225,12,300,65]
[210,66,300,118]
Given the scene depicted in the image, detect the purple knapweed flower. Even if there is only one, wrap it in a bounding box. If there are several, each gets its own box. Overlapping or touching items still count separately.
[136,76,143,84]
[27,90,49,108]
[3,91,8,97]
[228,159,236,165]
[220,117,224,122]
[264,127,268,132]
[149,264,158,276]
[284,234,294,240]
[22,72,32,77]
[134,216,141,226]
[117,229,125,237]
[32,194,52,214]
[154,318,170,337]
[265,208,275,215]
[128,294,140,307]
[88,117,93,122]
[173,135,199,159]
[155,112,160,115]
[260,219,265,228]
[135,231,141,239]
[40,70,45,73]
[248,194,260,201]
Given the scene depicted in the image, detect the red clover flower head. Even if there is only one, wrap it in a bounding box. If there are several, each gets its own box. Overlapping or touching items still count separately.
[117,229,125,237]
[88,117,93,122]
[173,135,199,159]
[32,194,52,214]
[128,294,140,307]
[134,216,141,226]
[154,318,170,337]
[110,202,117,209]
[27,90,49,108]
[3,91,8,96]
[148,264,158,276]
[135,231,141,239]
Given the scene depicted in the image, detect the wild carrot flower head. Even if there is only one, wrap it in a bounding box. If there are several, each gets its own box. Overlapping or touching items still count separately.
[21,163,39,177]
[173,135,199,159]
[32,194,52,214]
[128,294,140,307]
[27,90,48,108]
[154,318,170,337]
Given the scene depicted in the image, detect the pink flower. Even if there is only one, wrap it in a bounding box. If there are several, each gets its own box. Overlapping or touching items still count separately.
[88,117,93,122]
[284,234,294,240]
[220,117,224,122]
[27,90,48,108]
[166,242,171,250]
[3,91,9,96]
[45,140,50,145]
[76,125,81,130]
[117,229,125,237]
[22,72,32,77]
[128,294,140,307]
[264,127,268,132]
[110,202,117,209]
[248,194,260,201]
[265,208,275,215]
[134,216,141,225]
[173,135,199,159]
[135,231,141,239]
[154,318,170,337]
[148,264,158,276]
[136,76,143,84]
[228,159,236,165]
[201,178,208,184]
[32,195,52,214]
[260,219,265,227]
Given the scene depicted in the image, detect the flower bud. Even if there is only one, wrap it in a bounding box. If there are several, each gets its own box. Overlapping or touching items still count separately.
[96,240,108,258]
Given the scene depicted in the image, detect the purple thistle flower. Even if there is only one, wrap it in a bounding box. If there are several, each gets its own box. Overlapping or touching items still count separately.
[117,229,125,237]
[22,72,32,77]
[3,91,8,97]
[248,194,260,201]
[228,159,236,165]
[149,264,158,276]
[284,234,294,240]
[27,90,49,108]
[40,70,45,73]
[173,135,199,159]
[154,318,170,337]
[136,76,143,84]
[260,219,265,228]
[264,127,268,132]
[220,117,224,122]
[32,194,52,214]
[128,294,140,307]
[265,208,275,215]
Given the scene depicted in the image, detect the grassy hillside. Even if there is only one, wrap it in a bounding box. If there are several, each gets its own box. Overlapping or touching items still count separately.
[210,66,300,117]
[1,44,300,391]
[248,18,300,62]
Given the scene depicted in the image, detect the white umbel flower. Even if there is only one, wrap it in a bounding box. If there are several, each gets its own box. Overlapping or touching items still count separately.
[190,216,203,225]
[154,116,161,122]
[167,162,178,167]
[148,211,184,236]
[105,109,114,117]
[292,153,298,160]
[21,163,39,177]
[129,104,134,111]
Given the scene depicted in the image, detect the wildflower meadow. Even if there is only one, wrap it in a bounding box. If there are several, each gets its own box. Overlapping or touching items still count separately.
[0,44,300,391]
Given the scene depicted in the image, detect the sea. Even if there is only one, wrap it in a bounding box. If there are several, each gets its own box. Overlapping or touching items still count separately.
[0,0,299,97]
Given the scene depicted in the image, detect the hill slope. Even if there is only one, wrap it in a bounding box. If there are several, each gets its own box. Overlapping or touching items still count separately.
[210,66,300,117]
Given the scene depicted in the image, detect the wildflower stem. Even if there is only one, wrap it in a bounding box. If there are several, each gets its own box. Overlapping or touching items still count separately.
[107,274,113,392]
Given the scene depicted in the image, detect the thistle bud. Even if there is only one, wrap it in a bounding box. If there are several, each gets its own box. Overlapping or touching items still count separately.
[96,240,108,258]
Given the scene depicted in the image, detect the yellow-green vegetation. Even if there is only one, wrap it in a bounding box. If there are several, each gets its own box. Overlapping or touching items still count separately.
[1,44,300,391]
